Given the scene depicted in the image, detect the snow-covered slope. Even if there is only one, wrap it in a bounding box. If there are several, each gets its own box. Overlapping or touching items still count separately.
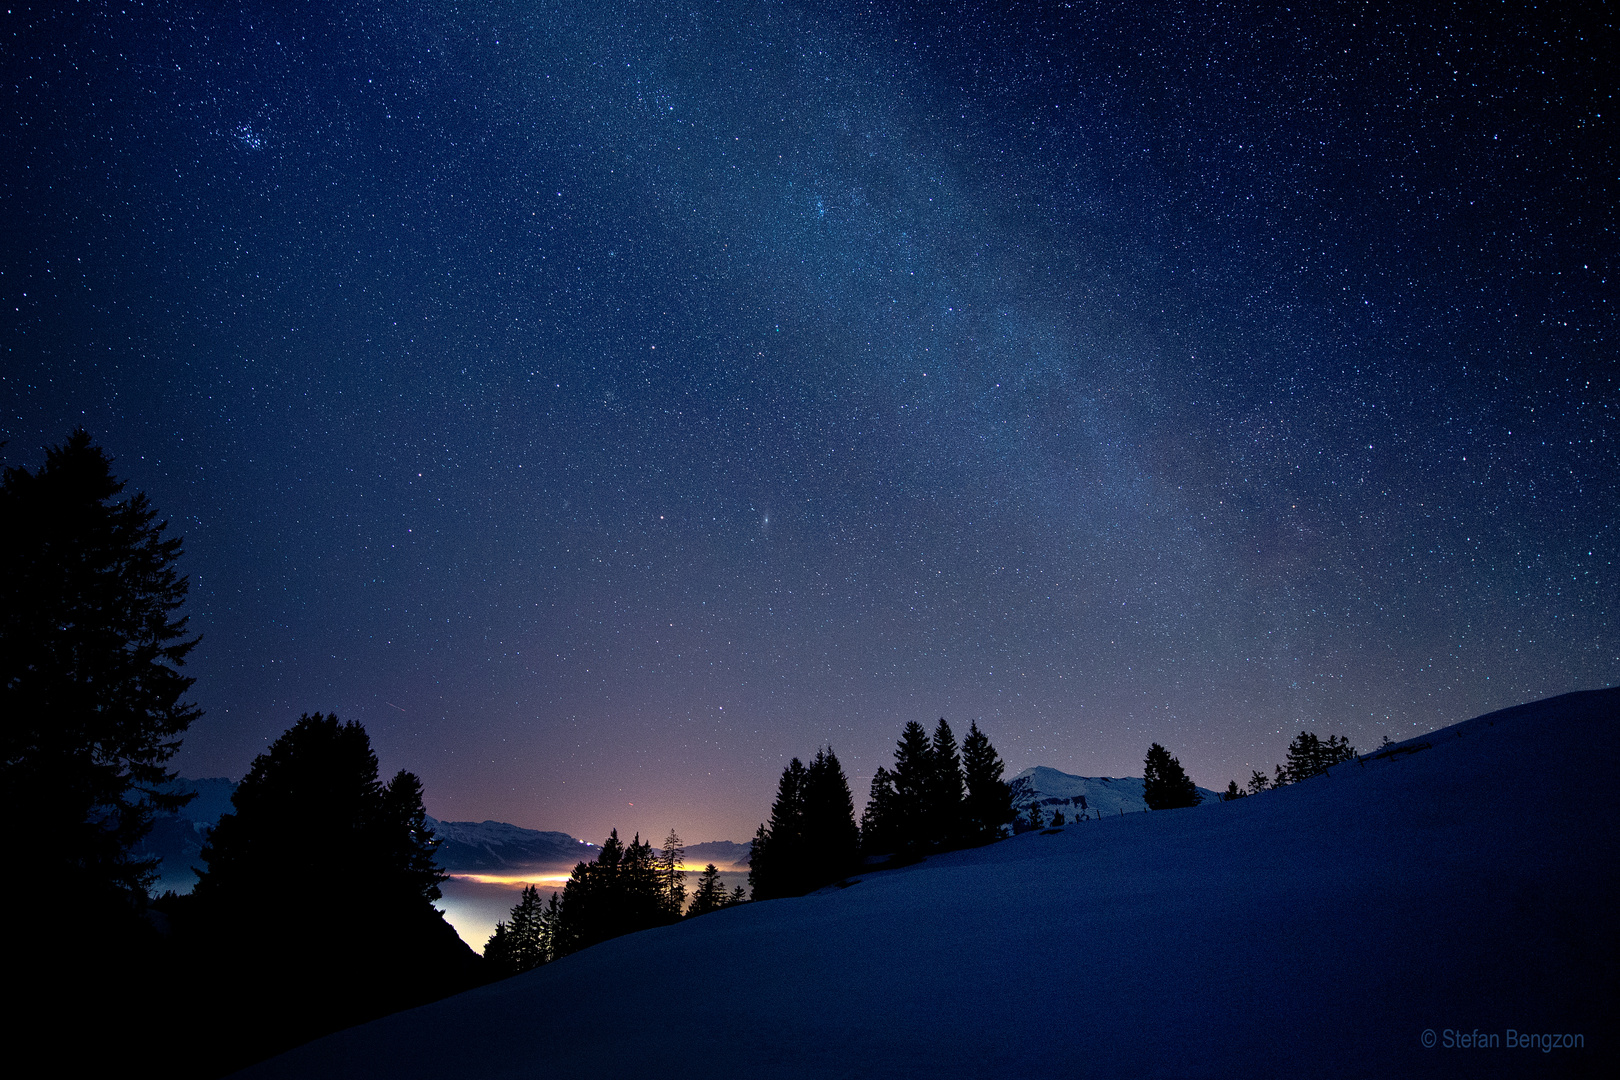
[1007,764,1222,818]
[243,687,1618,1079]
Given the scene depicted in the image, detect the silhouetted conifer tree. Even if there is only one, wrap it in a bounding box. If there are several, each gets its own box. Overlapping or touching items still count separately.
[378,769,449,903]
[1222,780,1246,801]
[483,921,514,976]
[1142,743,1202,809]
[197,714,448,912]
[508,885,549,973]
[187,713,477,1073]
[688,863,728,917]
[658,829,687,918]
[1247,770,1271,795]
[1284,731,1322,782]
[749,758,808,900]
[555,831,617,957]
[802,747,861,884]
[541,891,561,958]
[552,828,675,957]
[1022,802,1044,831]
[1281,731,1357,783]
[925,719,966,847]
[746,821,771,894]
[860,766,902,855]
[890,721,934,852]
[622,832,664,924]
[752,749,860,896]
[2,431,201,911]
[728,885,747,905]
[961,721,1016,843]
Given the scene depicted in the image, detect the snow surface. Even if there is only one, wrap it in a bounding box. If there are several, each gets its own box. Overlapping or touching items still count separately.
[241,687,1618,1079]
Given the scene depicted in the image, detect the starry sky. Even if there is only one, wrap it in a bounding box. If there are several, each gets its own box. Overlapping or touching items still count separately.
[4,0,1614,845]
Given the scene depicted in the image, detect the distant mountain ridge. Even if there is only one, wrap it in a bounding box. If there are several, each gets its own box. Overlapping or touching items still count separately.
[424,818,599,872]
[134,766,1229,893]
[1007,765,1222,819]
[138,767,1222,888]
[134,779,745,888]
[683,840,752,870]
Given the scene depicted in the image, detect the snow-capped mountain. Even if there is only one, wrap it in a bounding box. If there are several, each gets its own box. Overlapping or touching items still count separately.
[425,818,599,873]
[240,687,1618,1079]
[1007,765,1222,820]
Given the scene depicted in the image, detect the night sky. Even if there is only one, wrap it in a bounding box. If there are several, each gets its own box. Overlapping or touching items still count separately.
[4,1,1614,846]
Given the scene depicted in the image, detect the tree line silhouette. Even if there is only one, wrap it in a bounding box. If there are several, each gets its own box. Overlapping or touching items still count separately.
[1219,731,1360,800]
[747,719,1019,901]
[3,431,1371,1074]
[3,435,480,1077]
[171,713,482,1068]
[483,828,746,977]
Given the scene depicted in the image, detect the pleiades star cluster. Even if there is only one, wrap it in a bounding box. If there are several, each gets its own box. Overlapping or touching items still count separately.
[3,0,1613,843]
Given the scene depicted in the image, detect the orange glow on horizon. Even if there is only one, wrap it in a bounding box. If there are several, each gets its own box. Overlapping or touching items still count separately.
[449,862,747,888]
[450,872,574,888]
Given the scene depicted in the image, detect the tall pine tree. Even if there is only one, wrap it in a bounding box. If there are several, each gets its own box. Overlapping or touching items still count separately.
[961,721,1016,843]
[749,758,808,900]
[552,828,678,958]
[1142,743,1202,810]
[924,719,966,848]
[554,829,622,957]
[687,864,728,917]
[620,833,665,927]
[802,747,860,883]
[507,885,549,973]
[186,713,476,1072]
[1281,731,1357,782]
[890,721,934,853]
[483,921,513,975]
[752,749,861,897]
[860,766,901,856]
[2,431,202,910]
[658,829,687,918]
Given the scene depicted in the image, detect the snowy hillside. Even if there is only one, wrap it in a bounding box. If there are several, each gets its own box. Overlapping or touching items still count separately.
[1007,765,1221,819]
[242,687,1617,1079]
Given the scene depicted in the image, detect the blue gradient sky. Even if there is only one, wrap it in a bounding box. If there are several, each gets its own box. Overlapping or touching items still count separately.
[4,1,1613,844]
